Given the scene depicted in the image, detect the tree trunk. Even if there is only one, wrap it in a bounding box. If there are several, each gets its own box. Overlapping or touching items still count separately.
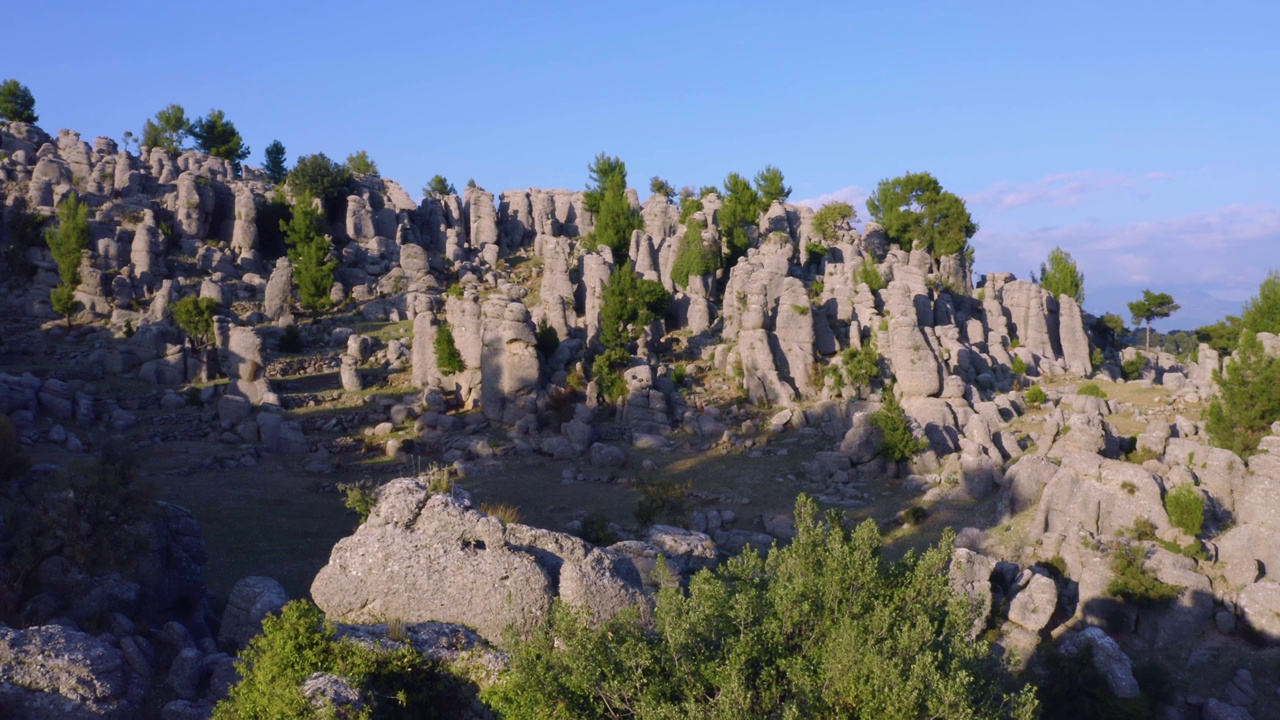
[1145,321,1151,352]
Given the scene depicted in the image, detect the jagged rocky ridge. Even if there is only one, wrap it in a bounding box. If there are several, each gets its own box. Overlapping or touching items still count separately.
[6,120,1280,717]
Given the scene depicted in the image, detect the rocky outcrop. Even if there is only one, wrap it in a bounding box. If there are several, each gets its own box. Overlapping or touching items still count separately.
[0,625,145,720]
[312,480,648,644]
[479,295,540,429]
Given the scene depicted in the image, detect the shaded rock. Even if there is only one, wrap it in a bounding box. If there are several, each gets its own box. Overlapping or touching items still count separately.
[1058,626,1140,699]
[218,576,289,652]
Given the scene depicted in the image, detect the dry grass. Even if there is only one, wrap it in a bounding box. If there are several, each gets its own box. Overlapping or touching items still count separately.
[480,502,521,525]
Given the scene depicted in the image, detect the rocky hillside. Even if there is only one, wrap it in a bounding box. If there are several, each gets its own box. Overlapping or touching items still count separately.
[4,120,1280,718]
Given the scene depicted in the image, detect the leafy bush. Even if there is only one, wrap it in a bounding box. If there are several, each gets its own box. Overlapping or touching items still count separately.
[213,600,476,719]
[480,502,522,525]
[45,193,90,323]
[855,257,886,293]
[287,153,353,211]
[339,482,378,524]
[434,321,465,375]
[811,200,856,242]
[600,262,670,349]
[575,512,619,547]
[634,478,692,527]
[1024,385,1048,406]
[1205,330,1280,457]
[1121,357,1146,381]
[141,103,189,155]
[483,495,1037,719]
[826,337,881,398]
[170,295,218,348]
[670,220,719,288]
[1077,383,1108,399]
[872,385,928,461]
[591,347,630,404]
[582,155,641,259]
[649,176,675,200]
[1011,356,1028,376]
[1164,484,1204,537]
[1090,345,1104,368]
[804,241,827,264]
[677,194,703,224]
[1105,542,1180,605]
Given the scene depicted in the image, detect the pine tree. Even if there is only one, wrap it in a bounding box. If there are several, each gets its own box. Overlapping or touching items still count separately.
[190,109,250,172]
[811,201,856,242]
[0,79,38,123]
[281,191,337,314]
[1205,330,1280,457]
[141,104,191,155]
[1033,247,1085,304]
[719,172,762,267]
[587,172,641,260]
[583,153,627,214]
[262,140,288,184]
[753,164,792,205]
[45,193,90,325]
[425,174,456,196]
[345,150,378,176]
[434,321,465,375]
[1128,290,1180,351]
[866,172,977,262]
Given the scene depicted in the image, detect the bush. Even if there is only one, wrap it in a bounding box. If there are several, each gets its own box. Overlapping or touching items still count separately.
[855,257,886,293]
[3,202,46,278]
[434,321,465,375]
[1033,247,1085,304]
[677,194,703,224]
[1105,542,1180,605]
[213,600,476,719]
[582,155,641,259]
[600,262,670,349]
[670,220,719,289]
[872,385,928,461]
[1024,385,1048,406]
[483,495,1038,719]
[575,512,618,547]
[339,482,378,524]
[141,104,189,155]
[170,295,218,348]
[424,174,455,196]
[279,324,304,354]
[1164,484,1204,537]
[45,193,90,324]
[634,479,692,527]
[1011,356,1028,376]
[866,172,976,261]
[826,337,881,398]
[1090,345,1104,368]
[287,153,352,215]
[719,172,762,267]
[1078,383,1108,399]
[1121,357,1146,381]
[804,241,827,264]
[1205,331,1280,457]
[811,200,856,242]
[591,347,629,404]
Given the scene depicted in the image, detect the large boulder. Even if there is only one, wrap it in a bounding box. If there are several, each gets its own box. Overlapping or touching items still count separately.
[0,624,144,719]
[218,576,290,651]
[311,480,647,644]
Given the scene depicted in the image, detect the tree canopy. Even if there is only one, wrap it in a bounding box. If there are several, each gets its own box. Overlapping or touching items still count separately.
[141,104,191,155]
[45,193,90,324]
[287,153,352,209]
[811,200,857,243]
[719,171,763,267]
[600,261,669,349]
[1128,290,1180,351]
[1033,246,1085,304]
[345,150,378,176]
[0,79,38,123]
[190,109,249,172]
[425,174,456,197]
[585,161,641,260]
[753,164,792,205]
[866,172,977,262]
[262,140,288,184]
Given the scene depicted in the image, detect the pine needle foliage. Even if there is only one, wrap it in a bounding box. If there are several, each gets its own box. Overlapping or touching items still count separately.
[281,191,337,314]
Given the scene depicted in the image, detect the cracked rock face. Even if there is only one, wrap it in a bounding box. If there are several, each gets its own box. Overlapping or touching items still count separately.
[311,479,648,644]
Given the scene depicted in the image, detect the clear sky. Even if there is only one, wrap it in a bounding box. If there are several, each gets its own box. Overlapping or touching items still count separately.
[9,1,1279,329]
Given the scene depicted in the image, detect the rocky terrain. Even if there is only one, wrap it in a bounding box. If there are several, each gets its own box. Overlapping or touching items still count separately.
[2,120,1280,718]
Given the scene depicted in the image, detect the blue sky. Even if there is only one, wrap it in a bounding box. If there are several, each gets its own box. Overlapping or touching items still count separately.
[10,1,1279,329]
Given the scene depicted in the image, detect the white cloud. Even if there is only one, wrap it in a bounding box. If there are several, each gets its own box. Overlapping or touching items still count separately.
[968,171,1169,211]
[795,185,868,210]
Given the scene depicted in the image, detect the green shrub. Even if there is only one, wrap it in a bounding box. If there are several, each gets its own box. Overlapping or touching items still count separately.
[634,478,692,527]
[46,193,90,324]
[1024,385,1048,406]
[670,220,719,289]
[811,200,856,242]
[339,482,378,524]
[582,157,641,260]
[855,258,886,293]
[827,337,881,398]
[575,512,619,547]
[282,190,337,314]
[600,262,670,348]
[671,363,687,385]
[345,149,378,175]
[1032,247,1085,304]
[1011,356,1028,376]
[3,202,46,278]
[1105,542,1179,605]
[901,506,927,526]
[483,495,1038,719]
[719,172,762,267]
[213,600,476,719]
[287,153,352,212]
[1122,357,1146,381]
[1164,484,1204,537]
[804,242,827,263]
[591,347,630,404]
[872,385,928,461]
[677,195,703,224]
[1090,345,1104,368]
[434,321,465,375]
[1078,383,1108,399]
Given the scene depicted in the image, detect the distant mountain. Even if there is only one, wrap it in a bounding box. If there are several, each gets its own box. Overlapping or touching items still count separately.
[1087,285,1244,331]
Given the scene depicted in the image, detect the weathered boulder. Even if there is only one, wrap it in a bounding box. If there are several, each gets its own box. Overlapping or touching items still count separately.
[1238,580,1280,642]
[218,576,289,652]
[263,259,293,321]
[1057,295,1093,376]
[1057,626,1140,699]
[312,480,648,644]
[479,296,540,426]
[1007,571,1058,632]
[0,624,144,719]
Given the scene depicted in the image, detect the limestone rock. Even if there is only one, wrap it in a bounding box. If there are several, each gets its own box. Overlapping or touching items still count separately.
[218,576,289,651]
[0,624,143,719]
[1007,571,1058,632]
[1057,626,1140,699]
[312,480,648,644]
